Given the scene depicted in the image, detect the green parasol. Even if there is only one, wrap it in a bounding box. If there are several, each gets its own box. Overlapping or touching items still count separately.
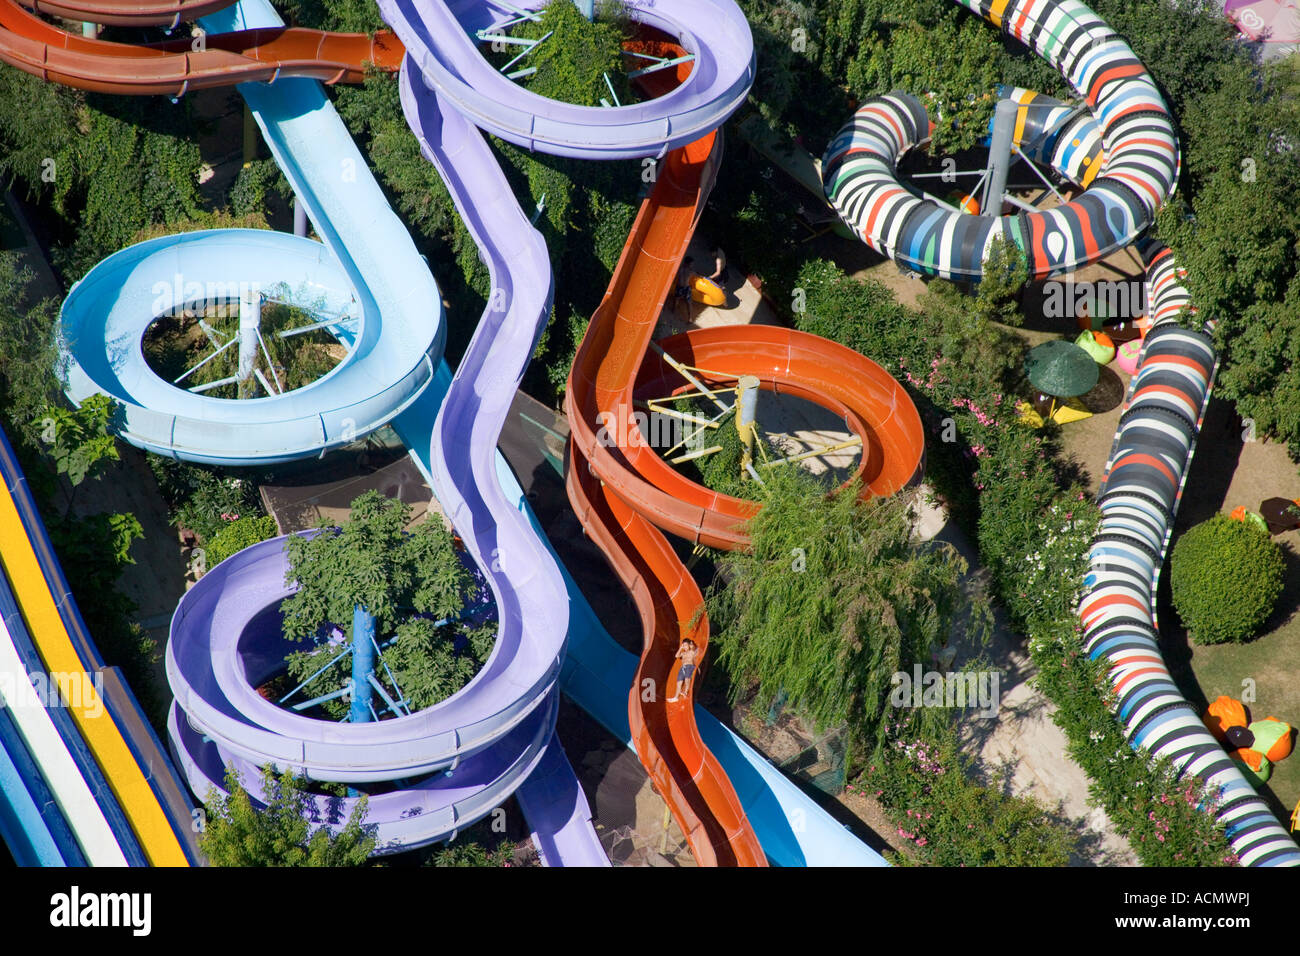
[1025,339,1099,399]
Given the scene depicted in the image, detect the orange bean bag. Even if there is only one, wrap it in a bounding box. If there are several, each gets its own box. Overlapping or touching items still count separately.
[1204,695,1249,743]
[1231,748,1272,786]
[1249,717,1294,762]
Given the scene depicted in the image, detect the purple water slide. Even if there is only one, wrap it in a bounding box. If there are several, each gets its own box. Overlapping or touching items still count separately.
[394,57,607,866]
[169,695,555,854]
[166,531,560,782]
[375,0,754,158]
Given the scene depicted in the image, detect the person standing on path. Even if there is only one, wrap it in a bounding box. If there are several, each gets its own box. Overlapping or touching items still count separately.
[708,246,728,285]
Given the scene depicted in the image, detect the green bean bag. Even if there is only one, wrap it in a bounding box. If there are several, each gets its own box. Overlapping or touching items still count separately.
[1075,330,1115,365]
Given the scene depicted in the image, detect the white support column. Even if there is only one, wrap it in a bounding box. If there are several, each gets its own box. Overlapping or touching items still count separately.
[238,286,262,391]
[736,375,760,481]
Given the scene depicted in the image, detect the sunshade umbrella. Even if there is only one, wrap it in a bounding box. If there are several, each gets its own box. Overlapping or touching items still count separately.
[1025,339,1099,399]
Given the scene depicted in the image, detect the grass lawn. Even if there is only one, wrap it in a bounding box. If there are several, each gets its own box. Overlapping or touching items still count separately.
[1164,573,1300,834]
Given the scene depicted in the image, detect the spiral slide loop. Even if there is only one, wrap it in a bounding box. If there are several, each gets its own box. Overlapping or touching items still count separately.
[823,0,1180,280]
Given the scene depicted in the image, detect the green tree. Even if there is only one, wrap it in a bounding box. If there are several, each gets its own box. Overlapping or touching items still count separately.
[510,1,634,108]
[281,491,492,714]
[706,467,979,753]
[0,252,61,445]
[0,73,207,281]
[199,766,375,866]
[38,393,120,493]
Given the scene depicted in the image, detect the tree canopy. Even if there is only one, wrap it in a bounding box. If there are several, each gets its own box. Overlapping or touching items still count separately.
[280,491,495,715]
[706,467,981,753]
[199,766,376,866]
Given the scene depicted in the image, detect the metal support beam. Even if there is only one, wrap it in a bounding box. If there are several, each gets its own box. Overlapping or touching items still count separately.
[348,606,377,723]
[982,98,1019,215]
[648,342,732,413]
[237,285,262,391]
[627,55,696,79]
[736,375,760,481]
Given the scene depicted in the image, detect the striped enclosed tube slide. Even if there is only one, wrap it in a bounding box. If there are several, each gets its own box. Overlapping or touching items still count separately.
[1078,243,1300,866]
[822,0,1180,281]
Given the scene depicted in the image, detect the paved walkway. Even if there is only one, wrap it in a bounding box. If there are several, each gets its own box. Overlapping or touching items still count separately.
[914,490,1137,865]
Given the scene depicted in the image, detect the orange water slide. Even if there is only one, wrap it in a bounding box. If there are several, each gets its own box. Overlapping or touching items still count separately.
[0,0,401,94]
[21,0,233,27]
[564,133,765,866]
[564,132,926,866]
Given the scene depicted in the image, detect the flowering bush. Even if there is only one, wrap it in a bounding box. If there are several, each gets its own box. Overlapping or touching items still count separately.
[860,720,1073,867]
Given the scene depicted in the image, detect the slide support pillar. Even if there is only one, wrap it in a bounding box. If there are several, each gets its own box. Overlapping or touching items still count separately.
[983,98,1018,216]
[81,22,98,38]
[294,199,309,238]
[237,285,262,391]
[348,605,377,723]
[736,375,760,480]
[242,105,258,166]
[577,0,595,19]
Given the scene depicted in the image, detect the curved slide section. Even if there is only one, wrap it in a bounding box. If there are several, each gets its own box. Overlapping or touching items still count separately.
[158,0,589,859]
[62,230,438,465]
[375,0,754,159]
[57,6,442,467]
[22,0,235,27]
[567,134,763,866]
[0,0,403,96]
[822,0,1180,280]
[1,425,197,865]
[563,130,923,861]
[1078,245,1300,866]
[390,60,607,863]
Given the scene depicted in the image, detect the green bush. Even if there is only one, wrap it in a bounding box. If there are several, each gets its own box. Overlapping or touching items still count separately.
[506,1,633,108]
[199,766,375,866]
[1171,515,1285,644]
[207,515,279,567]
[859,721,1075,866]
[228,159,289,218]
[147,456,265,543]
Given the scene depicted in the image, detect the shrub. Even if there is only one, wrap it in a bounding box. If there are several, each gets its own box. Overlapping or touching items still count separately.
[1170,515,1285,644]
[199,766,375,866]
[147,455,265,543]
[207,515,279,568]
[227,159,289,218]
[859,721,1075,866]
